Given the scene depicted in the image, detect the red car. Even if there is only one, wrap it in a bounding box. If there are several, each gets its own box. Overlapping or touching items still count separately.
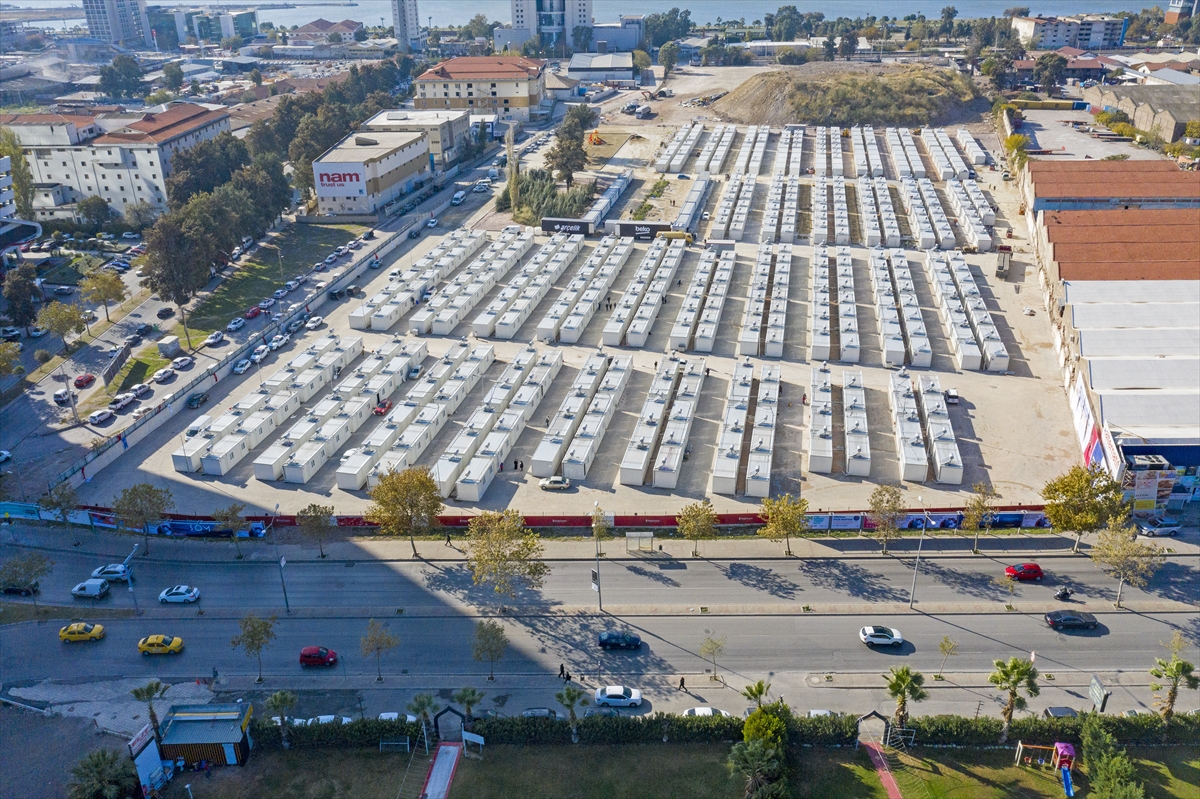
[74,373,96,389]
[373,400,393,416]
[299,646,338,667]
[244,306,262,320]
[1005,563,1044,581]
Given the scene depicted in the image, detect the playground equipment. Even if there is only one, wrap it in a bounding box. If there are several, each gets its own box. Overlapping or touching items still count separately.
[588,130,605,146]
[1015,741,1076,797]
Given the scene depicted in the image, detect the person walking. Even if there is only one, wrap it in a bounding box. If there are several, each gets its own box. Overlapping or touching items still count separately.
[678,676,686,691]
[564,671,572,683]
[445,532,452,547]
[559,663,565,678]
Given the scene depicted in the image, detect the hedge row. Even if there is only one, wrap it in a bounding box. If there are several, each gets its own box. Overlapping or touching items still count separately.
[249,712,1199,752]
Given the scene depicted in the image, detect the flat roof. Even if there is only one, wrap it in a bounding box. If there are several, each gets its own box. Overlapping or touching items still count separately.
[568,52,634,70]
[315,130,425,163]
[161,704,251,746]
[362,109,469,128]
[1087,358,1200,391]
[1059,260,1200,282]
[1077,327,1200,359]
[1063,280,1200,305]
[1070,302,1200,330]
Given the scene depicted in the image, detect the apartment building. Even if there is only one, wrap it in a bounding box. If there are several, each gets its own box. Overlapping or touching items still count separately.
[391,0,421,52]
[414,56,546,122]
[84,0,153,47]
[495,0,592,51]
[1011,15,1128,50]
[1166,0,1198,24]
[0,103,229,221]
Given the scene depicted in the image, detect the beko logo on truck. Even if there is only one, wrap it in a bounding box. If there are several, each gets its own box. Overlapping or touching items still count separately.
[319,172,360,185]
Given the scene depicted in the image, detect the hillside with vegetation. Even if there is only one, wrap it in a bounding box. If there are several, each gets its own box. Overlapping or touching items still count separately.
[713,65,978,128]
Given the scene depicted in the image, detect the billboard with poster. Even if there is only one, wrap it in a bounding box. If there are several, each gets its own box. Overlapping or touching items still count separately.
[314,166,367,198]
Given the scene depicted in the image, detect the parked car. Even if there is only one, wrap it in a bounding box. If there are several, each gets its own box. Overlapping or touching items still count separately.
[130,383,152,397]
[152,368,175,383]
[269,334,290,351]
[272,288,289,300]
[108,393,135,411]
[377,712,417,722]
[250,345,270,363]
[245,306,263,320]
[305,316,324,330]
[324,254,338,264]
[0,327,22,341]
[1045,610,1098,631]
[1043,706,1079,718]
[583,707,619,718]
[258,298,276,310]
[373,400,393,416]
[71,579,110,599]
[59,622,105,642]
[171,356,193,370]
[944,388,960,405]
[131,407,154,420]
[92,563,132,582]
[29,326,47,338]
[593,686,642,708]
[308,715,351,725]
[408,229,422,240]
[299,646,338,666]
[1134,516,1181,537]
[233,359,252,374]
[521,708,558,719]
[684,707,732,717]
[205,331,224,346]
[186,392,208,409]
[1005,563,1044,582]
[598,631,642,650]
[859,626,903,647]
[74,373,96,388]
[53,285,74,296]
[158,585,200,603]
[1,579,39,596]
[156,306,175,319]
[426,218,439,228]
[539,475,570,491]
[88,409,114,424]
[54,388,74,404]
[138,634,184,655]
[134,323,153,337]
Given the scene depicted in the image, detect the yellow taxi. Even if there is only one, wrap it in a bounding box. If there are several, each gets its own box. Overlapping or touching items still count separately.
[59,622,105,643]
[137,634,184,655]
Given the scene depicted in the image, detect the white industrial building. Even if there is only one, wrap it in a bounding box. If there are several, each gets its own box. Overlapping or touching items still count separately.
[312,130,431,216]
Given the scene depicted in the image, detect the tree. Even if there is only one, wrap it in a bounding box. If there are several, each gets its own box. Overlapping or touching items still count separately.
[465,510,549,602]
[1150,645,1198,721]
[79,271,128,323]
[0,342,22,378]
[222,35,245,51]
[823,36,837,60]
[361,618,400,682]
[838,31,857,59]
[365,466,443,558]
[209,501,246,559]
[408,692,436,727]
[1042,465,1129,553]
[125,200,160,232]
[565,104,599,131]
[960,482,997,553]
[265,690,298,748]
[700,635,726,680]
[473,618,508,681]
[727,738,783,799]
[162,62,184,91]
[37,301,88,347]
[142,215,209,349]
[868,484,905,554]
[741,679,771,708]
[678,499,717,557]
[545,136,588,189]
[98,54,144,98]
[0,552,52,609]
[2,263,40,332]
[296,502,335,558]
[659,42,680,76]
[644,7,693,47]
[758,493,809,556]
[572,25,593,52]
[885,666,928,729]
[989,656,1039,743]
[940,6,959,38]
[632,49,652,73]
[130,680,168,744]
[452,686,485,724]
[249,68,263,86]
[988,55,1013,91]
[591,504,611,555]
[0,128,33,219]
[112,483,173,555]
[1082,712,1145,798]
[1034,52,1067,90]
[39,482,79,547]
[1004,7,1030,18]
[937,635,959,677]
[1090,516,1164,608]
[556,684,589,741]
[67,749,139,799]
[230,613,277,682]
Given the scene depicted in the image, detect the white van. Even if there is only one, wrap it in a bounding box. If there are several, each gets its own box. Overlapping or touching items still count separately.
[451,190,467,206]
[186,415,211,438]
[72,578,110,599]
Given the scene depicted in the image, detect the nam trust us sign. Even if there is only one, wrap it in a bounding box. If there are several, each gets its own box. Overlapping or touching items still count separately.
[315,168,366,197]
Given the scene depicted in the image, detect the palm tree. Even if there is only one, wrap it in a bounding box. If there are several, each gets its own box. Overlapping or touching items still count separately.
[555,684,590,743]
[989,657,1040,743]
[741,679,771,709]
[265,690,298,749]
[452,687,485,726]
[408,692,437,728]
[884,666,928,730]
[130,680,169,744]
[727,738,782,799]
[67,749,139,799]
[1149,655,1199,721]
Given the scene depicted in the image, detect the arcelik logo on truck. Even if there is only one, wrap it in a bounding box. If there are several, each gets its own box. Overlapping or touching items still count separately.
[319,172,361,187]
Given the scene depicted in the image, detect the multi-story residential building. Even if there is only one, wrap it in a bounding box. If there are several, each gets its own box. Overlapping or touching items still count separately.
[1165,0,1198,25]
[391,0,421,53]
[1011,15,1128,50]
[0,156,15,222]
[0,154,41,250]
[84,0,154,47]
[495,0,592,51]
[414,56,547,122]
[0,103,229,221]
[291,18,364,45]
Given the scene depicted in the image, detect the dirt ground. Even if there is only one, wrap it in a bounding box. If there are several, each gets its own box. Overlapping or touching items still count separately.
[0,703,126,799]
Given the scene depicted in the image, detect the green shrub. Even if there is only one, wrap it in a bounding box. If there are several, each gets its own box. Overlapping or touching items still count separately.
[909,715,1004,746]
[472,713,742,746]
[783,713,858,746]
[34,349,53,364]
[1096,110,1131,127]
[908,712,1200,748]
[251,718,420,750]
[1110,122,1138,138]
[744,709,787,748]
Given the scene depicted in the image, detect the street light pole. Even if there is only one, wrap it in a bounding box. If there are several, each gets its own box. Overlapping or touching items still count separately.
[592,502,603,613]
[909,496,929,609]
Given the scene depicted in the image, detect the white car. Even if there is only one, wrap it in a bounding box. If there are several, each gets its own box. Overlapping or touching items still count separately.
[293,274,308,284]
[348,240,363,250]
[204,331,224,346]
[153,368,175,383]
[158,585,200,603]
[54,388,74,404]
[171,356,194,369]
[258,298,276,310]
[107,393,135,411]
[88,409,115,424]
[226,318,245,332]
[232,359,251,374]
[131,407,154,420]
[539,475,570,491]
[250,345,270,363]
[0,451,11,464]
[426,218,439,228]
[272,288,289,299]
[324,254,338,264]
[1134,517,1181,537]
[308,715,352,725]
[859,626,903,647]
[594,685,642,708]
[684,707,732,717]
[268,334,290,351]
[130,383,152,397]
[91,563,132,582]
[305,316,324,330]
[378,712,417,722]
[29,326,48,338]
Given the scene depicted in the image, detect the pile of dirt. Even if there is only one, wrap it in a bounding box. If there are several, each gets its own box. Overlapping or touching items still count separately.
[712,64,980,128]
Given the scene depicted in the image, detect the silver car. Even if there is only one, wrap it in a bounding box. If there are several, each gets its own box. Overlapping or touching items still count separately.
[594,685,642,708]
[859,626,903,647]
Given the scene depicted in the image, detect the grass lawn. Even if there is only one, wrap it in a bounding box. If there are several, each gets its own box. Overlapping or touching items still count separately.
[159,748,406,799]
[81,346,172,410]
[790,748,889,799]
[174,223,365,341]
[0,601,136,626]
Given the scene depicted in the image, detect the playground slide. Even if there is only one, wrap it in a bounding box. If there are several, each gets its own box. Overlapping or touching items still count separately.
[1061,766,1074,797]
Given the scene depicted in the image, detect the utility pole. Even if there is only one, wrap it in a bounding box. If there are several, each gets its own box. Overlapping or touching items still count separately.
[908,496,929,609]
[592,502,603,613]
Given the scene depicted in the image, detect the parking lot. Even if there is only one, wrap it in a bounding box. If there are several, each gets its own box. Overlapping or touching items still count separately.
[67,124,1079,517]
[1017,109,1164,160]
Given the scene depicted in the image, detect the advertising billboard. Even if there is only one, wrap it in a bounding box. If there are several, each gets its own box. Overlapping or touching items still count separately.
[541,217,593,235]
[314,166,367,198]
[614,221,673,239]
